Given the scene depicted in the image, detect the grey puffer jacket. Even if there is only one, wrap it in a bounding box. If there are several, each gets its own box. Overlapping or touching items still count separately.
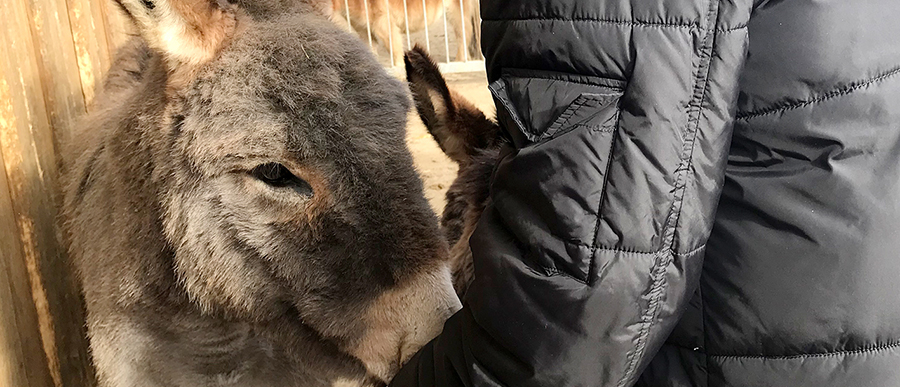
[392,0,900,386]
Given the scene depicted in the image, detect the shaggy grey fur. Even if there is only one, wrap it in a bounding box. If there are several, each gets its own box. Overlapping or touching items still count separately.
[61,3,456,386]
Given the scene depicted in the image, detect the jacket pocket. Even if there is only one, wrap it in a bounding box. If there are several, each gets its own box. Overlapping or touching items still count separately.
[489,68,624,147]
[488,69,624,282]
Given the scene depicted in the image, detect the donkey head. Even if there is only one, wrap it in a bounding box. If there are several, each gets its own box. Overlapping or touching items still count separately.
[404,46,502,298]
[97,1,459,383]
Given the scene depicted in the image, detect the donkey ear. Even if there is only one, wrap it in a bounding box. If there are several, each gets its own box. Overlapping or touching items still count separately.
[405,46,466,163]
[404,45,500,164]
[114,0,236,66]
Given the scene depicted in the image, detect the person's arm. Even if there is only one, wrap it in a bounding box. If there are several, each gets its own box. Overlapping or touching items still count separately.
[391,1,754,386]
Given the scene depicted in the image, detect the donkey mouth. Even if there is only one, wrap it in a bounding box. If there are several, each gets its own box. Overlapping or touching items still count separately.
[349,264,461,383]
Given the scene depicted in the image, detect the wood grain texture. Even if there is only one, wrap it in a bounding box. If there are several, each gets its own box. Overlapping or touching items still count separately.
[66,0,113,107]
[99,0,133,59]
[0,5,61,385]
[0,0,98,385]
[23,0,88,150]
[0,133,55,387]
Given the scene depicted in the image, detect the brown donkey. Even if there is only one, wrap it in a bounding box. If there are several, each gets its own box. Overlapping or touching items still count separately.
[61,2,460,386]
[403,47,501,299]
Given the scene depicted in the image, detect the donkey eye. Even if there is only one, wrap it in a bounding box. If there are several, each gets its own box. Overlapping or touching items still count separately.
[250,163,313,196]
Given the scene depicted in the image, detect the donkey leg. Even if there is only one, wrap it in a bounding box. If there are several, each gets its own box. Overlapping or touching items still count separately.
[389,22,405,67]
[443,0,467,61]
[466,0,481,59]
[370,12,404,66]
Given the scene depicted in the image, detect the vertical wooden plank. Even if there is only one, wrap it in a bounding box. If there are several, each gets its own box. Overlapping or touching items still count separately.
[0,14,62,384]
[0,144,55,387]
[23,0,88,150]
[66,0,114,108]
[0,0,96,385]
[0,8,61,386]
[99,0,132,57]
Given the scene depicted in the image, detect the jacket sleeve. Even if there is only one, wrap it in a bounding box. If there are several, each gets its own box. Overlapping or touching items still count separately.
[391,1,754,386]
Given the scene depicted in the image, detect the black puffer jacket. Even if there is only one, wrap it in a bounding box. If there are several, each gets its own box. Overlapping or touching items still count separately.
[392,1,900,386]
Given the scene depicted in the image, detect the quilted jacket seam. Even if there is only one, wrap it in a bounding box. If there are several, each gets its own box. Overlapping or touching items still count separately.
[539,267,588,283]
[718,23,747,32]
[483,18,746,33]
[708,340,900,360]
[586,243,706,257]
[616,0,722,385]
[564,242,709,254]
[587,109,621,284]
[501,69,627,89]
[489,81,532,141]
[736,64,900,120]
[541,94,620,141]
[701,275,711,387]
[532,244,705,286]
[482,17,697,29]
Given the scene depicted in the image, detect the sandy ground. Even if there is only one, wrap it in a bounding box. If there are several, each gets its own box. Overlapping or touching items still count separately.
[403,70,494,213]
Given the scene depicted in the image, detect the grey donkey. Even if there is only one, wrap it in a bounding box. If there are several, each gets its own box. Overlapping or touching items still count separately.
[60,1,460,386]
[403,47,503,300]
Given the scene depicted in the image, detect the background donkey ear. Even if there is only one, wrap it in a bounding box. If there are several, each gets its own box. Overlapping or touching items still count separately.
[405,45,500,164]
[114,0,236,66]
[405,45,464,161]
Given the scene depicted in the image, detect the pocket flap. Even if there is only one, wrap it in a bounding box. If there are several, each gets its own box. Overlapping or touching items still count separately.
[489,69,624,148]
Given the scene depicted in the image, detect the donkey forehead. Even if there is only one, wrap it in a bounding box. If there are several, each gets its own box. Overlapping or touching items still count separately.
[181,88,407,164]
[178,23,410,169]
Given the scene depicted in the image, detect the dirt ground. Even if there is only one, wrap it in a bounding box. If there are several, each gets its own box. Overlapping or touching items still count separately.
[404,70,494,212]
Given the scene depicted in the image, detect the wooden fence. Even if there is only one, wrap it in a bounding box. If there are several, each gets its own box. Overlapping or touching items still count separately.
[0,0,130,386]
